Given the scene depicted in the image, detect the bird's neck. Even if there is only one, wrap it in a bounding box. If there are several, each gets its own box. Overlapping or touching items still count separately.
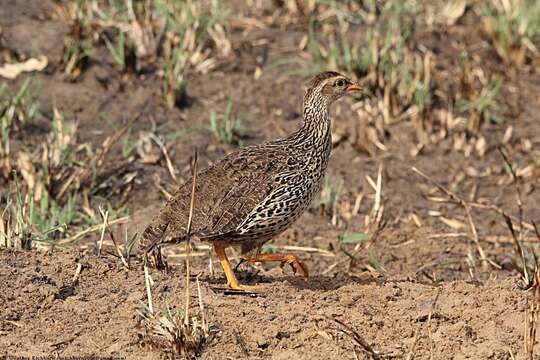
[289,90,331,148]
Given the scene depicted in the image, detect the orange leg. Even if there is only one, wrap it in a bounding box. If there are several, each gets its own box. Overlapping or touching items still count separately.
[213,244,264,292]
[241,253,309,280]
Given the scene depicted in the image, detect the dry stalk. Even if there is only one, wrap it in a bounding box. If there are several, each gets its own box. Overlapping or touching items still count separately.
[525,259,540,359]
[97,207,108,256]
[412,153,535,236]
[499,147,537,287]
[273,245,335,257]
[153,173,173,200]
[169,243,335,258]
[72,262,83,285]
[149,133,178,183]
[406,288,441,359]
[99,206,129,269]
[322,164,385,275]
[412,167,492,270]
[144,265,154,314]
[358,163,385,252]
[56,122,131,202]
[404,328,420,360]
[0,211,11,247]
[195,275,207,337]
[505,215,530,287]
[139,148,209,357]
[327,316,381,359]
[58,216,130,244]
[524,223,540,358]
[426,289,441,358]
[184,149,198,325]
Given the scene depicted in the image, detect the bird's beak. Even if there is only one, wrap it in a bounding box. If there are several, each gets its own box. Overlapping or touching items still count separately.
[346,82,363,93]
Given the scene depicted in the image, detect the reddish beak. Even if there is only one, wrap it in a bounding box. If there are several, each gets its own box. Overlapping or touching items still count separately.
[346,82,363,93]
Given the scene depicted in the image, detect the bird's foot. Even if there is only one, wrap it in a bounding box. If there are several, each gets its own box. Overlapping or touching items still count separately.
[144,248,168,270]
[278,254,309,280]
[213,244,266,294]
[227,281,267,293]
[241,253,309,280]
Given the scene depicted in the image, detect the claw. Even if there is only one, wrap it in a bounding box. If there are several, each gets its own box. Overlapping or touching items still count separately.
[279,255,309,280]
[242,253,310,280]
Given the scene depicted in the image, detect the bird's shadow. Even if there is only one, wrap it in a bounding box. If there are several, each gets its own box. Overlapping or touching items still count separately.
[280,272,384,291]
[202,271,385,294]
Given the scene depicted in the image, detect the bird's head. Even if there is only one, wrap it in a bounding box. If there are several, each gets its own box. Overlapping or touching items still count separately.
[304,71,364,105]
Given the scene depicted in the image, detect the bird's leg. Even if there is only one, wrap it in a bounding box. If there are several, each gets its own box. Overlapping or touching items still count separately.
[240,253,309,280]
[143,243,168,270]
[213,244,264,292]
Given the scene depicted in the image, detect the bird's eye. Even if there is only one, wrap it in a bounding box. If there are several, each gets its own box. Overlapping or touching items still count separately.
[335,79,345,87]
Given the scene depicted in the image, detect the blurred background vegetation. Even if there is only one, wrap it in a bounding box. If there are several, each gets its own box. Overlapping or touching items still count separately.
[1,0,539,264]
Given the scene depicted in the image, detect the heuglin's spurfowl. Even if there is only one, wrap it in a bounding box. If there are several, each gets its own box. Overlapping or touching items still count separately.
[140,72,363,291]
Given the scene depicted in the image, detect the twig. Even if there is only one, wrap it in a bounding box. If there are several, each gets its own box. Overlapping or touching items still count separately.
[233,330,250,357]
[426,289,441,358]
[533,222,540,243]
[196,275,208,337]
[97,207,109,256]
[144,265,154,314]
[404,328,420,360]
[463,204,486,268]
[149,133,178,183]
[330,318,378,357]
[72,262,83,286]
[166,252,208,259]
[153,173,173,200]
[469,203,534,230]
[173,243,335,257]
[270,245,335,257]
[359,163,385,252]
[413,162,535,232]
[525,224,540,358]
[100,207,129,269]
[59,216,130,244]
[327,316,381,359]
[504,215,530,286]
[412,167,490,269]
[427,233,468,239]
[184,149,198,326]
[525,257,540,359]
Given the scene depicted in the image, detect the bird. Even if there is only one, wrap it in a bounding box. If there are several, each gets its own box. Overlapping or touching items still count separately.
[140,71,363,291]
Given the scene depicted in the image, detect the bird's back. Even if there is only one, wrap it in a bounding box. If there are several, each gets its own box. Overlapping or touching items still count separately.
[141,142,294,248]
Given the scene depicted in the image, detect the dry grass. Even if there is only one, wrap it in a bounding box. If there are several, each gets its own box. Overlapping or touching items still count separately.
[0,98,135,250]
[283,0,508,158]
[138,150,211,357]
[138,276,210,358]
[0,79,38,179]
[54,0,230,107]
[482,0,540,67]
[8,0,529,259]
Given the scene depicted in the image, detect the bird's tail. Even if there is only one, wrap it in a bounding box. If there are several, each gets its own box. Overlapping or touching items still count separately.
[140,212,169,254]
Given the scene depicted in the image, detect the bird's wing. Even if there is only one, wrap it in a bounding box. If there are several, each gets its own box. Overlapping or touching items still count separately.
[159,146,290,240]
